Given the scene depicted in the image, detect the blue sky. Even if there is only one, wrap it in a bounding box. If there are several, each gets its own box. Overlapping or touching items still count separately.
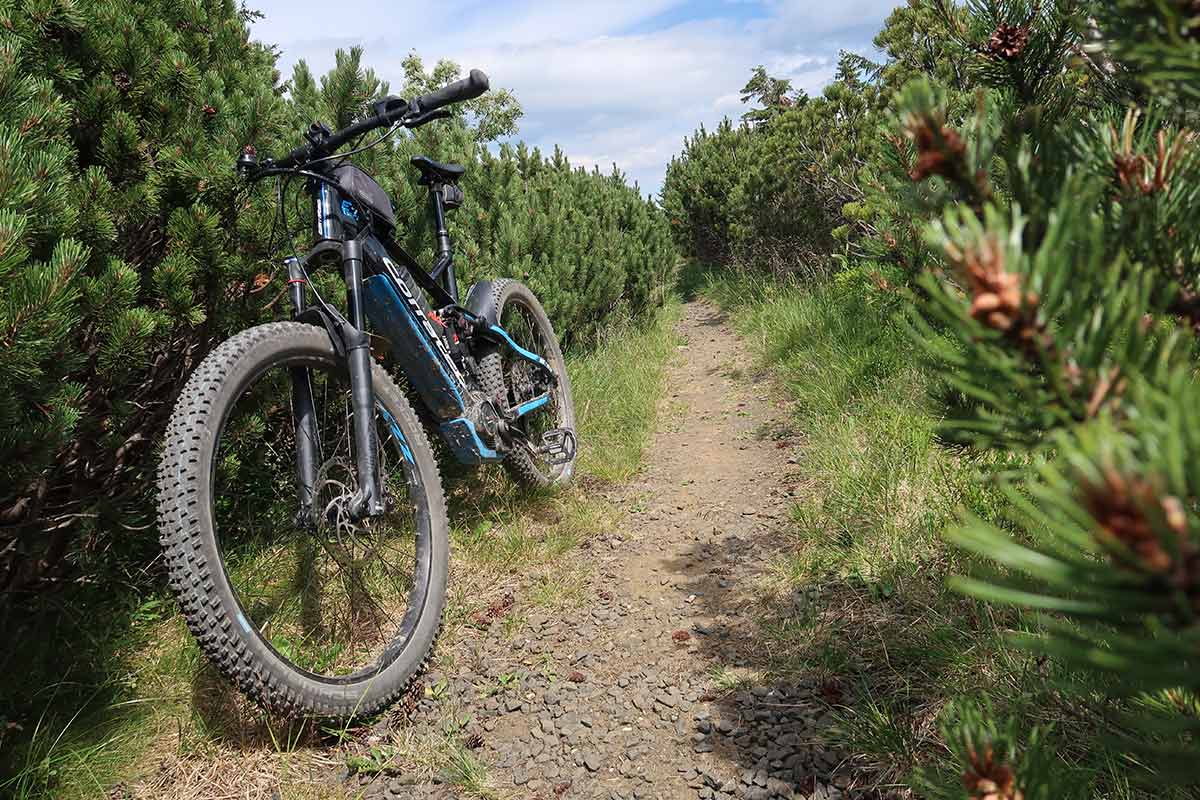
[249,0,900,196]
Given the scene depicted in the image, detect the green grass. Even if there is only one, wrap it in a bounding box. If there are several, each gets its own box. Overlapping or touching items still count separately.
[696,266,1160,797]
[0,299,681,799]
[439,742,495,798]
[571,299,683,481]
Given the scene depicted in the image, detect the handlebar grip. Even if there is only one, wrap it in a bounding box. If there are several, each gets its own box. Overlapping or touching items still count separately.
[412,69,489,114]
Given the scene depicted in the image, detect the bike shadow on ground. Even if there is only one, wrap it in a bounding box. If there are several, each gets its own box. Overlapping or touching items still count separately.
[183,461,565,753]
[187,660,326,750]
[656,517,949,800]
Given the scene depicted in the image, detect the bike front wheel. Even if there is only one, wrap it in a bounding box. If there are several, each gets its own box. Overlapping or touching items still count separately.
[156,322,447,719]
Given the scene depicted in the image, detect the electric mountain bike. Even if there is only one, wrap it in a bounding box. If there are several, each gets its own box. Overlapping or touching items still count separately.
[156,69,577,719]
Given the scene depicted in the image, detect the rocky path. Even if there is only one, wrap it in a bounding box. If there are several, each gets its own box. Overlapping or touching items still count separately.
[361,302,859,800]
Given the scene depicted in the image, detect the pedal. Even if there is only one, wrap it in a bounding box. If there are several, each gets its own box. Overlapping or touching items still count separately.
[533,428,577,465]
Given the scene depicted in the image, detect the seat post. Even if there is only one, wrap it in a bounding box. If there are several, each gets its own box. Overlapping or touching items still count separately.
[428,185,458,301]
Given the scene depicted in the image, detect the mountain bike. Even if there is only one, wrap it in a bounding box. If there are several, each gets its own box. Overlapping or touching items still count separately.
[156,69,576,719]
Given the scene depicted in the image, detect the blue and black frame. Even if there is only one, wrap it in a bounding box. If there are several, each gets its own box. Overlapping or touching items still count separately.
[277,148,560,524]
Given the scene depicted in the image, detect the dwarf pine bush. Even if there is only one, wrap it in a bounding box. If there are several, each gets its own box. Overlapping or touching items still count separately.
[666,0,1200,793]
[0,2,672,596]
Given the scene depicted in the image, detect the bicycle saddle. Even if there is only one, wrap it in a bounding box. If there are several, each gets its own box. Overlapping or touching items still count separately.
[411,155,466,184]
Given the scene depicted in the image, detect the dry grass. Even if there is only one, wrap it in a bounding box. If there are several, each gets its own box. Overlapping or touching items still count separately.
[134,734,343,800]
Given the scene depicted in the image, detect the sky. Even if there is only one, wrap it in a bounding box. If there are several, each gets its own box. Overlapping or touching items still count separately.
[249,0,900,197]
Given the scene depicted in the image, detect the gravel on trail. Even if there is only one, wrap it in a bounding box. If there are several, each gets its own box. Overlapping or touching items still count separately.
[351,302,875,800]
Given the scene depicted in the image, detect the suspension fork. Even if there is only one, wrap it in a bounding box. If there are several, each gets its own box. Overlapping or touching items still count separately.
[341,238,386,519]
[288,257,320,526]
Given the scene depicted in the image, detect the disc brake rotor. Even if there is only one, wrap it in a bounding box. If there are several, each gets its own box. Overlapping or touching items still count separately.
[313,457,373,555]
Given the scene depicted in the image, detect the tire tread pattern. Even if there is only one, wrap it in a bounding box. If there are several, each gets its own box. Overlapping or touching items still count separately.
[156,322,446,719]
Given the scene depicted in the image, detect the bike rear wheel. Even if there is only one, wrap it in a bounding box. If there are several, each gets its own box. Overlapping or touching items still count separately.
[475,280,577,488]
[156,322,447,719]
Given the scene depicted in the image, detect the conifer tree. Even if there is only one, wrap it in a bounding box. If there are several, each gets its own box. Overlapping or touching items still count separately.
[886,0,1200,793]
[0,0,290,593]
[739,65,802,127]
[661,119,753,265]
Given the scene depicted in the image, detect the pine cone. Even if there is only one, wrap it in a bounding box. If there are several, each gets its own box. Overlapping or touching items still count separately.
[1114,152,1152,194]
[1082,471,1175,573]
[949,234,1048,361]
[113,71,132,93]
[1113,128,1193,196]
[962,747,1024,800]
[908,119,966,182]
[395,680,423,718]
[987,24,1031,60]
[1082,472,1200,619]
[470,592,515,628]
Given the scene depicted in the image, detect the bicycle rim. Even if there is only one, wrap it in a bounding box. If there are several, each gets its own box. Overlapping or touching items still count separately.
[209,355,432,683]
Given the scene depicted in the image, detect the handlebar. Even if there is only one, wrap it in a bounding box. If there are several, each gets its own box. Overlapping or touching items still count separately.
[256,69,491,174]
[274,110,390,170]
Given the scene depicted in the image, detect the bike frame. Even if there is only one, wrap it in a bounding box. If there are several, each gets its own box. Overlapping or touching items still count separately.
[287,171,556,522]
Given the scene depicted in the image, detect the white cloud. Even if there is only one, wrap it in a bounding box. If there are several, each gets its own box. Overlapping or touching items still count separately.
[251,0,896,196]
[453,21,766,113]
[758,0,901,37]
[453,0,687,45]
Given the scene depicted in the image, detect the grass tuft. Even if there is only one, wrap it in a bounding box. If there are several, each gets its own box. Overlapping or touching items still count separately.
[570,300,683,482]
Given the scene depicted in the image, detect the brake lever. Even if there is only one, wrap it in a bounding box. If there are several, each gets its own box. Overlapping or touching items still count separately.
[374,95,409,118]
[402,107,452,129]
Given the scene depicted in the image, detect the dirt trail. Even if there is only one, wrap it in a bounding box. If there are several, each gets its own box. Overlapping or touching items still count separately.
[363,302,858,800]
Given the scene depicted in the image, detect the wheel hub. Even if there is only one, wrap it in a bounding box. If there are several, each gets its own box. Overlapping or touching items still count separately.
[313,457,367,548]
[509,360,544,407]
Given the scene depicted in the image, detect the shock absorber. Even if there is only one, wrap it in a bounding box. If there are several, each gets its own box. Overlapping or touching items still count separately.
[287,257,320,527]
[341,238,386,519]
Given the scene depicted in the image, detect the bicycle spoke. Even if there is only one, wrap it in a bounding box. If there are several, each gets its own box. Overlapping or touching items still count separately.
[212,356,427,679]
